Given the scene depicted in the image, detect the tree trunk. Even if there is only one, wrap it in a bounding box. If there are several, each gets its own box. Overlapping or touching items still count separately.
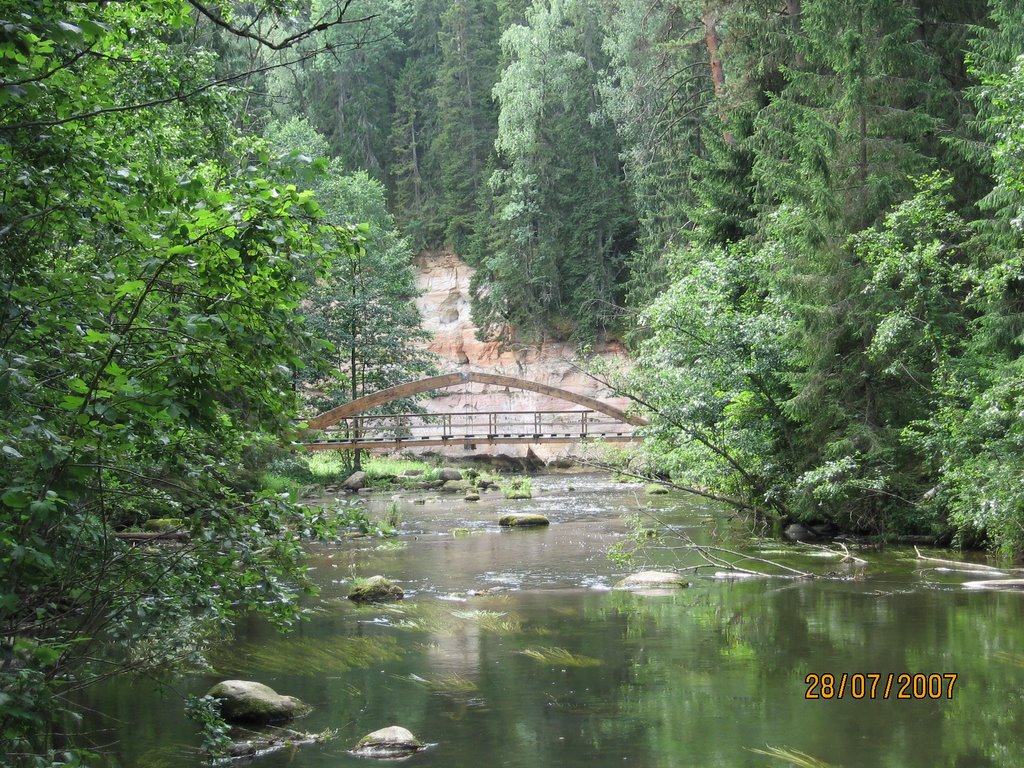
[703,8,734,144]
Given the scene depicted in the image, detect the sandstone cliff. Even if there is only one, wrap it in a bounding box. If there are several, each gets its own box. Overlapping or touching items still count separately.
[411,250,632,459]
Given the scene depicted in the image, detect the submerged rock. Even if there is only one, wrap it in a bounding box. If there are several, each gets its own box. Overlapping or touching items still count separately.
[207,680,311,724]
[348,575,404,603]
[499,513,550,527]
[351,725,424,759]
[344,471,368,491]
[614,571,689,590]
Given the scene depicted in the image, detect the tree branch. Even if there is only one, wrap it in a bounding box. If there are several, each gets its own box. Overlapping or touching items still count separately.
[186,0,374,51]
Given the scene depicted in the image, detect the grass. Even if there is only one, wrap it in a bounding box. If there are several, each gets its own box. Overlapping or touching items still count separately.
[398,672,478,694]
[517,646,601,667]
[209,634,403,677]
[364,457,441,481]
[303,452,442,486]
[259,471,303,500]
[380,603,522,635]
[501,477,533,499]
[747,746,838,767]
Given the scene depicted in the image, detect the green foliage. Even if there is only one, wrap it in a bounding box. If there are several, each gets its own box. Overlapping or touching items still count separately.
[469,0,636,342]
[433,0,502,253]
[501,477,533,499]
[330,501,397,537]
[184,695,233,760]
[0,2,361,762]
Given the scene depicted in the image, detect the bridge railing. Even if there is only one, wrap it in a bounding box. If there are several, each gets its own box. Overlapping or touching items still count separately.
[321,409,633,443]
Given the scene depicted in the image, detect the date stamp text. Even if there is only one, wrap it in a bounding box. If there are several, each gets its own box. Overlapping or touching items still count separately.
[804,673,957,700]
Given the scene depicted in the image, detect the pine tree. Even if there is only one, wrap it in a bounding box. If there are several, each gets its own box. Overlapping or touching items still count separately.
[433,0,503,253]
[472,0,636,341]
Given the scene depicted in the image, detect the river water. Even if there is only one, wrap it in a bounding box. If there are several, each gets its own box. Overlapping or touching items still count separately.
[84,473,1024,767]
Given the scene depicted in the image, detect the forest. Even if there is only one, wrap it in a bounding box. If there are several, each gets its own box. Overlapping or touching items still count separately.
[3,0,1024,764]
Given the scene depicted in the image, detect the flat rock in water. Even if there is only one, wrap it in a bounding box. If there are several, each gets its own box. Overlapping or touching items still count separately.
[963,578,1024,591]
[614,571,689,590]
[499,513,550,527]
[349,575,404,603]
[351,725,424,759]
[207,680,311,724]
[464,492,481,501]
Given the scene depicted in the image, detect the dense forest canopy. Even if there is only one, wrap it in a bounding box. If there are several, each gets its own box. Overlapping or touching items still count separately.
[260,0,1024,553]
[4,0,1024,763]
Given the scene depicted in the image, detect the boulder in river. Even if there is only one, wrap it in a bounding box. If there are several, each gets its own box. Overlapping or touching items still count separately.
[464,492,481,502]
[439,468,463,482]
[499,513,550,527]
[614,571,689,590]
[348,575,404,603]
[644,484,669,495]
[440,479,472,493]
[344,471,368,491]
[207,680,311,724]
[351,725,424,759]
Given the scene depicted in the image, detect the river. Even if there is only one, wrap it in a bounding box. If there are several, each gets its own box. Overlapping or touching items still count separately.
[82,472,1024,767]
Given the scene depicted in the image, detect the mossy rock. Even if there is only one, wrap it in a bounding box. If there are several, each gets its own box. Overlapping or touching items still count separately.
[351,725,423,759]
[644,484,669,495]
[440,479,472,493]
[502,489,533,500]
[499,513,550,527]
[143,517,184,532]
[348,575,404,603]
[464,492,481,502]
[207,680,311,724]
[614,571,689,590]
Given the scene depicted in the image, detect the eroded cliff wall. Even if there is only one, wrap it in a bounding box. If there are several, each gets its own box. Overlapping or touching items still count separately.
[412,251,632,459]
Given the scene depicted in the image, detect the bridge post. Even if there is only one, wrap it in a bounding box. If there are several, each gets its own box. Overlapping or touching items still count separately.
[581,411,588,437]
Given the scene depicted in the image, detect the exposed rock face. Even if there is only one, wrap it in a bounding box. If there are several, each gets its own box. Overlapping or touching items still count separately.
[351,725,424,759]
[348,575,404,603]
[207,680,311,724]
[614,571,689,590]
[412,251,632,460]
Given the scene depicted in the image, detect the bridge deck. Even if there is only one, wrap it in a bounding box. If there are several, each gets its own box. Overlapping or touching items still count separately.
[300,409,641,451]
[303,433,641,451]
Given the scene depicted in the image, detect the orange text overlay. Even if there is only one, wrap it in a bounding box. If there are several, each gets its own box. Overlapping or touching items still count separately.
[804,673,957,700]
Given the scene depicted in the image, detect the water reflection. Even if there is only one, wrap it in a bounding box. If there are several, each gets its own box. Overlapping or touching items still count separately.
[80,474,1024,767]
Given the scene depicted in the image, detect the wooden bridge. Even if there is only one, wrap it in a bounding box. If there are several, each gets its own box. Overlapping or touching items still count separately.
[301,371,647,451]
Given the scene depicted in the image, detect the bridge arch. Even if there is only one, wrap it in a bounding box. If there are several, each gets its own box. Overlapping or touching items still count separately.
[306,371,647,430]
